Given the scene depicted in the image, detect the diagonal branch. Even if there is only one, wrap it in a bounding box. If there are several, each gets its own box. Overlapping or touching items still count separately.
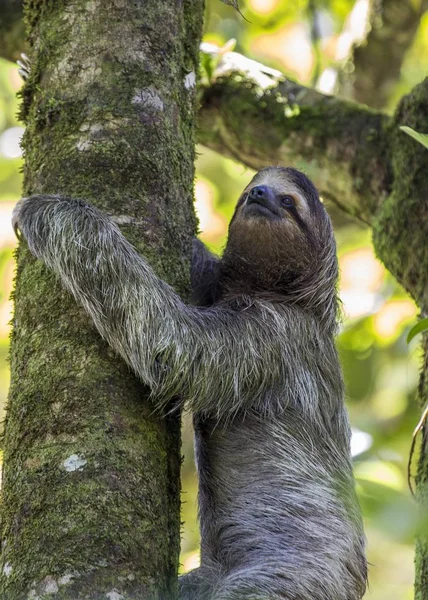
[198,50,392,225]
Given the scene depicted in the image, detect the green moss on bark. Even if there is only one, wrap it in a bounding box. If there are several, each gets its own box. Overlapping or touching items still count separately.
[373,78,428,310]
[1,1,204,598]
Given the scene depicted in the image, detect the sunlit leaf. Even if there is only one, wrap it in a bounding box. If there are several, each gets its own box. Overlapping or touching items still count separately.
[407,317,428,344]
[400,126,428,150]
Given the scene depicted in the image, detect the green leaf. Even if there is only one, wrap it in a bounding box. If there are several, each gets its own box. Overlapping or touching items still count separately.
[400,126,428,150]
[220,0,240,8]
[219,0,249,20]
[407,318,428,344]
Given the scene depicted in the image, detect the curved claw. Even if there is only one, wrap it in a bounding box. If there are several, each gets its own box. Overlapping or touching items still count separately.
[17,53,31,81]
[18,68,28,80]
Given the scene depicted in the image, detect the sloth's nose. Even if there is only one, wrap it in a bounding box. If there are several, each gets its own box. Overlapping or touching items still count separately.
[245,184,280,218]
[249,185,270,201]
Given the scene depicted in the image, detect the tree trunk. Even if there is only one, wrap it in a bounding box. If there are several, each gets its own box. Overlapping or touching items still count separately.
[416,333,428,600]
[0,1,203,599]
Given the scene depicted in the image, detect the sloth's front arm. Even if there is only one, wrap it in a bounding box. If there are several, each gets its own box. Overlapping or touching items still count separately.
[13,195,301,419]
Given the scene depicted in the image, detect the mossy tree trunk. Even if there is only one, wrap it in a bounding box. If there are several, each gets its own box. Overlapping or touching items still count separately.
[0,1,203,599]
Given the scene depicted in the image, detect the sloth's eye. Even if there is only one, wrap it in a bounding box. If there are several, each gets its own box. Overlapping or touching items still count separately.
[281,195,295,208]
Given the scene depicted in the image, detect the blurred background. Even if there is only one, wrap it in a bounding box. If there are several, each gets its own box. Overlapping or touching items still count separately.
[1,1,427,599]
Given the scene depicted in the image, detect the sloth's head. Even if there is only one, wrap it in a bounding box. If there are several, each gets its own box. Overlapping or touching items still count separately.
[220,167,338,321]
[234,166,327,231]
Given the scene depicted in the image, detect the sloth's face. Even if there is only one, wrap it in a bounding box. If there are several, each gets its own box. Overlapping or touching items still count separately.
[222,167,333,290]
[221,166,336,299]
[232,166,322,237]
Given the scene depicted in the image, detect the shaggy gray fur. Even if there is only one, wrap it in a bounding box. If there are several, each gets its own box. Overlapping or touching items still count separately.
[13,167,367,600]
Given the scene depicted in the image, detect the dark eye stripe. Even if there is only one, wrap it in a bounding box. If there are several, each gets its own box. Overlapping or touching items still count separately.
[288,206,309,232]
[287,207,317,248]
[237,193,248,207]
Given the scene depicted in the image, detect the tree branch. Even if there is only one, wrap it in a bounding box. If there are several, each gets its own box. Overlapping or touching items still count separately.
[198,50,392,225]
[336,0,428,108]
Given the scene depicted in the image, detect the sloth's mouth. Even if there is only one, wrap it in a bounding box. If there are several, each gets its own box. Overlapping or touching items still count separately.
[245,197,282,219]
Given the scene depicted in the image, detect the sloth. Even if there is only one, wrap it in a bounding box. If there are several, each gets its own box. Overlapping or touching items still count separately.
[12,166,367,600]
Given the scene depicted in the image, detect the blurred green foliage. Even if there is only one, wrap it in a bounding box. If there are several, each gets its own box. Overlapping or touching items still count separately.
[1,2,427,599]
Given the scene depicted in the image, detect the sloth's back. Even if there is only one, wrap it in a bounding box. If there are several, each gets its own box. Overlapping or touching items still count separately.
[194,409,367,600]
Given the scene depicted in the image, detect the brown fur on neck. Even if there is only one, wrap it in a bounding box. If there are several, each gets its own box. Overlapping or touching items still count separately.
[220,217,315,300]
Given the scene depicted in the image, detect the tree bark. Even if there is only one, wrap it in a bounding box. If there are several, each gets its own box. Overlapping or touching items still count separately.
[416,335,428,600]
[373,81,428,598]
[1,1,203,599]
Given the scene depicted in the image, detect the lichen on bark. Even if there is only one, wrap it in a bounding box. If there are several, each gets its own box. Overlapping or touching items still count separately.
[1,1,204,599]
